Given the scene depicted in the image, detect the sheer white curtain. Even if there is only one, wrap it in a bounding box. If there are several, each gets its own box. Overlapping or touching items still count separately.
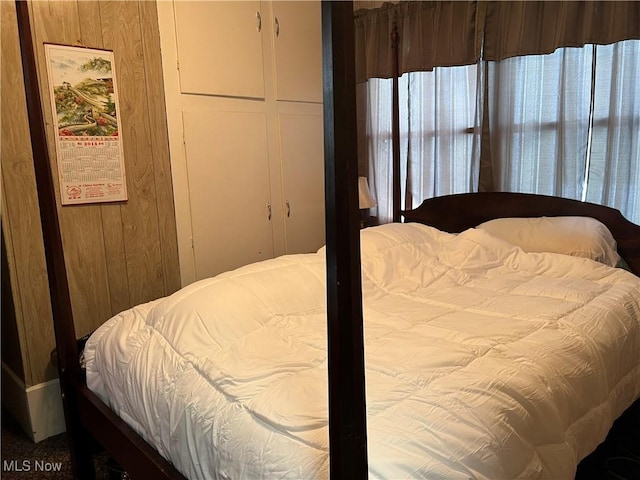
[488,40,640,223]
[586,41,640,223]
[487,46,594,199]
[366,63,482,223]
[366,78,394,223]
[401,63,483,210]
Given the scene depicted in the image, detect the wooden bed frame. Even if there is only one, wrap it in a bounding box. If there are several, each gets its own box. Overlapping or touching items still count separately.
[15,1,640,479]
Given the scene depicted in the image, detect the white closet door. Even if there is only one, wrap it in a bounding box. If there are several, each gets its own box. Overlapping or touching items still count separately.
[278,112,325,253]
[182,110,274,280]
[174,1,265,99]
[271,1,322,103]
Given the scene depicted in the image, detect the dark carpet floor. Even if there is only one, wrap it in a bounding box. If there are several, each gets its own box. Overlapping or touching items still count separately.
[0,408,112,479]
[1,400,639,479]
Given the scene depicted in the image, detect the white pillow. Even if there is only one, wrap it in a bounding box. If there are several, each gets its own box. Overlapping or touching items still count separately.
[476,216,621,267]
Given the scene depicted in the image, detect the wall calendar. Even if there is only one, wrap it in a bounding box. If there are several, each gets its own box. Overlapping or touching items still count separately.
[44,44,127,205]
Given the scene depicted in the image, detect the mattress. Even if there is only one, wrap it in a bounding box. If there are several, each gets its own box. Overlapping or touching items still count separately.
[84,223,640,479]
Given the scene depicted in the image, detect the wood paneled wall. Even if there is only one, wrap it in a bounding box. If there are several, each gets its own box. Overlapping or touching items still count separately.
[1,0,180,387]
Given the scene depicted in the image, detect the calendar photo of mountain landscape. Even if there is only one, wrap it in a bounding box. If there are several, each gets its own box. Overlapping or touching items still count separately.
[45,44,119,137]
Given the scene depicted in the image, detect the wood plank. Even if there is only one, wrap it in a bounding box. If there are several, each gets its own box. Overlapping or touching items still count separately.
[77,0,131,316]
[99,0,165,306]
[0,0,50,386]
[139,0,181,296]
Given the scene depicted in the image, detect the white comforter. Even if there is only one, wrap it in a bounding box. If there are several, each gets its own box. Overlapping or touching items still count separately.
[85,223,640,479]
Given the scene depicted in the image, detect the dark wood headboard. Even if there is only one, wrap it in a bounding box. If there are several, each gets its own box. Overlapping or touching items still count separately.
[402,192,640,276]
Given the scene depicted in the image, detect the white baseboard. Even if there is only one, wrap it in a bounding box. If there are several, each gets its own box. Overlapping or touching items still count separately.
[1,363,66,442]
[25,378,66,442]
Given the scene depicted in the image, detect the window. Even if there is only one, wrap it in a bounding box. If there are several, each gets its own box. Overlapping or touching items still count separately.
[400,64,481,209]
[367,40,640,224]
[367,63,482,221]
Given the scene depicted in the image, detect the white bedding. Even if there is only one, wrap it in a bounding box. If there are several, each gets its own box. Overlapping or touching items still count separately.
[85,223,640,479]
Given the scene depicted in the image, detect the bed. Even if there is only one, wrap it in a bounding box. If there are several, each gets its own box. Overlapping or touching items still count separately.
[16,1,640,479]
[82,197,640,479]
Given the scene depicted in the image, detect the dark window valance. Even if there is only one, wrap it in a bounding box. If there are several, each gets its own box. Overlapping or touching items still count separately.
[483,1,640,61]
[354,1,482,82]
[355,1,640,82]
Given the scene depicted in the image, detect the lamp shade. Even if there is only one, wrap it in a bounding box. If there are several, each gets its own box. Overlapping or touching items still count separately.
[358,177,377,209]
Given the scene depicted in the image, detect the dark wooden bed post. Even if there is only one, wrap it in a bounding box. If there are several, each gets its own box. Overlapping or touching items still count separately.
[391,21,401,223]
[322,1,369,478]
[15,2,96,478]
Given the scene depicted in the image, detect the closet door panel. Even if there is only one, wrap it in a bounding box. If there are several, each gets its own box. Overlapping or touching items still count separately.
[271,1,322,103]
[278,112,325,253]
[174,1,264,98]
[183,110,274,280]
